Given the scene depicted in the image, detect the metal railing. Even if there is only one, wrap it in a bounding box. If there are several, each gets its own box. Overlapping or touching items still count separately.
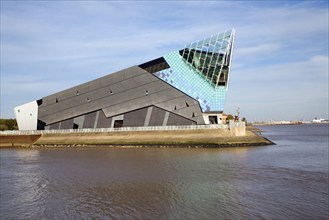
[0,124,230,135]
[228,120,246,128]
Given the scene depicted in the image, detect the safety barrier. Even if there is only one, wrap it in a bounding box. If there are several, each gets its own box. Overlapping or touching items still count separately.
[0,124,230,135]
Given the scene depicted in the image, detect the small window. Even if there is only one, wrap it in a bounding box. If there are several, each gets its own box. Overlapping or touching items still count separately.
[192,112,195,117]
[56,98,58,103]
[114,120,123,128]
[185,102,189,107]
[209,116,218,124]
[73,123,79,129]
[87,98,91,103]
[18,109,20,113]
[110,90,114,95]
[30,113,32,116]
[76,91,80,96]
[146,90,149,95]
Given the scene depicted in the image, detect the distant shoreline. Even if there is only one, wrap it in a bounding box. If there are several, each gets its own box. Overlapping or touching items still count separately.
[252,122,329,126]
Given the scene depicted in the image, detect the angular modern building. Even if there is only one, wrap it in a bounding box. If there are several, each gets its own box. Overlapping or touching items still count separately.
[14,29,235,130]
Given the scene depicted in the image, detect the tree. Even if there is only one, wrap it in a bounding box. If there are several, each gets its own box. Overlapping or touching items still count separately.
[0,124,8,131]
[0,119,18,130]
[5,119,18,130]
[226,114,234,124]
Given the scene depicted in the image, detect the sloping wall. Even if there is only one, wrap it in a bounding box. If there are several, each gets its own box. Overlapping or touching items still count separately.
[39,66,204,130]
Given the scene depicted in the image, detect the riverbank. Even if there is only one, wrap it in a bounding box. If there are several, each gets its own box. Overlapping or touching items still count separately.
[0,127,273,148]
[0,134,41,147]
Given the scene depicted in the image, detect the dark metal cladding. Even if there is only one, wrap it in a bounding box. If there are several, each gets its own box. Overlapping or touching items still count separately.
[138,57,170,74]
[39,66,204,130]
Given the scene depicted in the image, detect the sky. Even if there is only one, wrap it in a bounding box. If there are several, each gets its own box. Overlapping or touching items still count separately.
[1,0,328,122]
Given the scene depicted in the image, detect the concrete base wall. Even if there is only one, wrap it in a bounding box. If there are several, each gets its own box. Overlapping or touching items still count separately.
[1,125,274,148]
[229,120,246,136]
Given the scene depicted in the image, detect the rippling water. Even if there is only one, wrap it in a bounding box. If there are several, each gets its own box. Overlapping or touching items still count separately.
[1,124,328,219]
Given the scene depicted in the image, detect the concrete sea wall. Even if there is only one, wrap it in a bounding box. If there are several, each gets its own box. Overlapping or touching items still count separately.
[0,125,273,148]
[0,134,41,147]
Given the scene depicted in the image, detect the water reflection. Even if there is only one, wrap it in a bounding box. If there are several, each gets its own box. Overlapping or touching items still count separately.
[1,149,51,219]
[1,125,328,219]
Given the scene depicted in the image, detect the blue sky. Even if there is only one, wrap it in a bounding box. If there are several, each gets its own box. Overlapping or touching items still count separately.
[1,1,328,122]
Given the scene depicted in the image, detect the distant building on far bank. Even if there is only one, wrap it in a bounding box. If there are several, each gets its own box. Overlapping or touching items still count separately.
[312,117,326,123]
[222,113,228,125]
[14,29,236,130]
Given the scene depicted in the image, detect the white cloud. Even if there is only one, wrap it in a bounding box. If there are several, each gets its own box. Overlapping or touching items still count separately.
[226,55,328,121]
[233,55,328,82]
[235,43,281,57]
[1,1,328,120]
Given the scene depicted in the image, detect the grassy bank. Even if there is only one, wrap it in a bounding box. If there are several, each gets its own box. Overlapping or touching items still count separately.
[0,127,274,148]
[1,128,273,148]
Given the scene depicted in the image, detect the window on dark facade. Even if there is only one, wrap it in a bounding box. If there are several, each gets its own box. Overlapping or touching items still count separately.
[209,116,218,124]
[113,120,123,128]
[73,123,79,129]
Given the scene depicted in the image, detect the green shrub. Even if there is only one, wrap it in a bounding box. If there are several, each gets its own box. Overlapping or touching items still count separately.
[0,119,18,130]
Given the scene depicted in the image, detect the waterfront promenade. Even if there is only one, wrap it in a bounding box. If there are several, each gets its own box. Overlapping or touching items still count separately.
[0,124,273,148]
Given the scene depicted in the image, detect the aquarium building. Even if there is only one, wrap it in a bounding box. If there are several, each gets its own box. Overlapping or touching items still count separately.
[14,29,235,130]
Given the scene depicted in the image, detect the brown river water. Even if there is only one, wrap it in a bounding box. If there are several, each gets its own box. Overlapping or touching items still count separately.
[0,124,328,219]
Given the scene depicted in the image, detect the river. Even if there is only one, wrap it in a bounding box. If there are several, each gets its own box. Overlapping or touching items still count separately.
[0,124,328,219]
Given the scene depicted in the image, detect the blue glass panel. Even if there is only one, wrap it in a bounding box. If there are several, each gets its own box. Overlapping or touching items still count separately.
[153,51,227,112]
[152,29,235,113]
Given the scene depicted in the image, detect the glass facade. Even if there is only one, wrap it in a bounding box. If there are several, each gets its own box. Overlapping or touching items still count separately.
[153,29,235,112]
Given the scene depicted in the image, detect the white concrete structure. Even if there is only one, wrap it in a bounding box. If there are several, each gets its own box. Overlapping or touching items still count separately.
[14,101,38,130]
[202,113,223,125]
